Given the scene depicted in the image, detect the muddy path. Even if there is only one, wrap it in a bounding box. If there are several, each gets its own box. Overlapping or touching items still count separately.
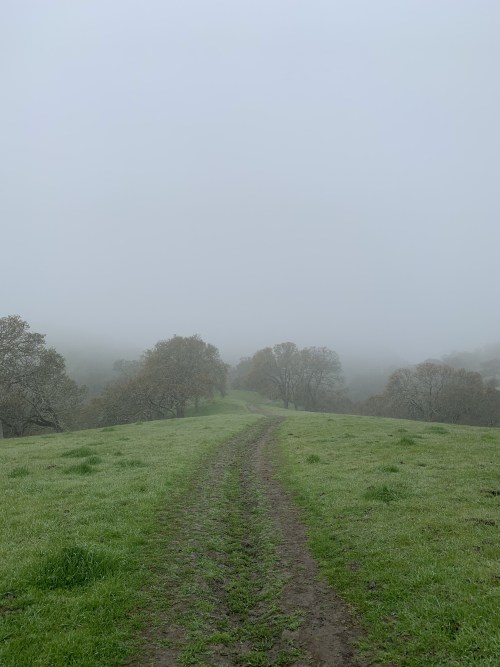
[132,417,364,666]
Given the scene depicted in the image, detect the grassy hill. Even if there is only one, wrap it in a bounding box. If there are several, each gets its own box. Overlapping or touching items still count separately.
[1,392,499,665]
[0,412,261,666]
[275,413,500,666]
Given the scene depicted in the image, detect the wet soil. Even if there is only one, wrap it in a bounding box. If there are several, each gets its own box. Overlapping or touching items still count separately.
[132,417,365,666]
[255,420,365,667]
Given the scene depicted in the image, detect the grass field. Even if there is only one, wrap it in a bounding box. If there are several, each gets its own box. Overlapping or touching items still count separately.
[276,413,500,666]
[1,394,499,666]
[0,412,260,666]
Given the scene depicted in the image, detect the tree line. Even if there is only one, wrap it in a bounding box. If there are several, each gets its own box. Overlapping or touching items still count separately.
[82,335,227,427]
[362,361,500,426]
[1,315,499,437]
[232,346,500,425]
[0,316,226,437]
[232,342,349,412]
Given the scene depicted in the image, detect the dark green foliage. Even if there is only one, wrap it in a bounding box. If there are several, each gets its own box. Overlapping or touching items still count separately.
[379,464,399,473]
[116,458,146,468]
[398,436,416,446]
[7,466,29,478]
[61,446,95,458]
[364,484,406,502]
[33,546,118,590]
[64,462,96,475]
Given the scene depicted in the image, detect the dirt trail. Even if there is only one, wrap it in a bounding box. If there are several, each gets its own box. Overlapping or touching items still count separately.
[133,418,364,667]
[254,419,364,667]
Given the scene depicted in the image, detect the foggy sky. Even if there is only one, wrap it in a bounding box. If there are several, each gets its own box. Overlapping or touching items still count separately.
[2,1,499,365]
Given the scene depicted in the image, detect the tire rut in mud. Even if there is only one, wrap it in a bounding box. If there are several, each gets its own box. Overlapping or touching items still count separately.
[133,417,362,667]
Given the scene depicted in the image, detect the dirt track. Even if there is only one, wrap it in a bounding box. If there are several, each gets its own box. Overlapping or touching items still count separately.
[133,417,364,666]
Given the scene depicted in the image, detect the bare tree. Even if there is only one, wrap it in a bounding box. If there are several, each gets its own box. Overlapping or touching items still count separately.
[379,361,500,426]
[241,342,344,411]
[296,346,343,411]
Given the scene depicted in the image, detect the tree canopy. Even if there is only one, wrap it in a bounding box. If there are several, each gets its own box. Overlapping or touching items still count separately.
[0,316,85,437]
[87,335,228,426]
[364,361,500,426]
[235,342,345,412]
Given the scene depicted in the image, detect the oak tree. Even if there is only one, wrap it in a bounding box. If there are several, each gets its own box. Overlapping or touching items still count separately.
[0,316,85,437]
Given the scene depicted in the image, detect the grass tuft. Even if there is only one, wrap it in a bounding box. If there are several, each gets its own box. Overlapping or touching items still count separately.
[306,454,320,464]
[61,446,95,458]
[397,435,416,446]
[116,458,146,468]
[7,466,30,478]
[379,464,399,473]
[64,462,97,475]
[364,484,406,502]
[33,545,118,590]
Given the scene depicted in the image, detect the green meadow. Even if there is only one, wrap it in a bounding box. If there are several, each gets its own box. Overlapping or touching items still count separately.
[1,393,499,666]
[276,413,500,666]
[0,412,260,666]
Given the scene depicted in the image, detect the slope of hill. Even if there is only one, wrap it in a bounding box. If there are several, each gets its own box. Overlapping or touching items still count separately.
[1,394,499,665]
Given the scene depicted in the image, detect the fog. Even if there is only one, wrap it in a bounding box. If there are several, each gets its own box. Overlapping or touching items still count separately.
[2,1,499,370]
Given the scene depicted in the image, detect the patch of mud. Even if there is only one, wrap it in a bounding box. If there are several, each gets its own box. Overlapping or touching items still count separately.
[131,418,366,666]
[254,419,366,667]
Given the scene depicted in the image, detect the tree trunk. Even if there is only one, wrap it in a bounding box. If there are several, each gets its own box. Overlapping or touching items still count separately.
[0,419,3,439]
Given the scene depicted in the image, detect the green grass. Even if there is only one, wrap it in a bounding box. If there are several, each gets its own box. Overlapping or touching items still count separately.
[142,419,303,666]
[3,391,499,666]
[185,390,290,417]
[60,446,96,458]
[33,546,120,591]
[0,413,261,666]
[276,413,500,666]
[185,392,251,416]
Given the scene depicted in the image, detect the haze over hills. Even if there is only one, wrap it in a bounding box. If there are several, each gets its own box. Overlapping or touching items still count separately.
[2,2,500,379]
[43,326,500,405]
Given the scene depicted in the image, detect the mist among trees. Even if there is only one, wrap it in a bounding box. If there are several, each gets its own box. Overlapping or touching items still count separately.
[1,315,499,438]
[0,316,85,437]
[363,361,500,426]
[232,342,348,412]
